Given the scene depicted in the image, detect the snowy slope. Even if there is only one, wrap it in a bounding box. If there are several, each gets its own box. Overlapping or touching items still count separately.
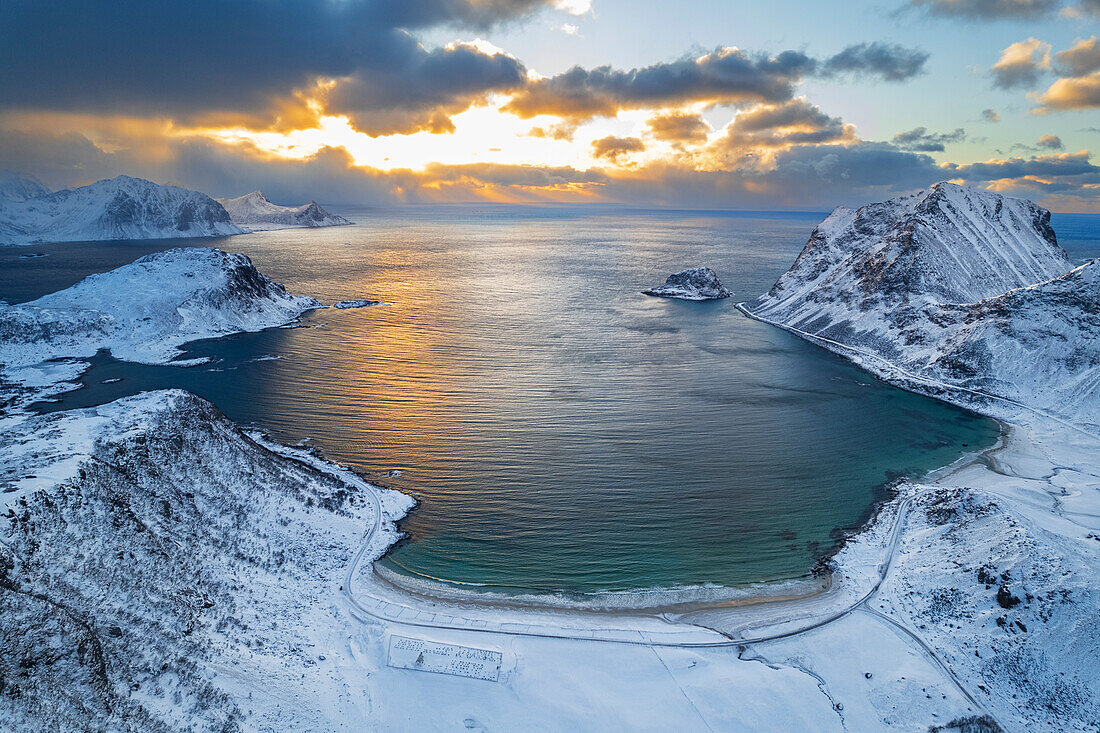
[0,171,51,202]
[0,247,321,366]
[216,190,351,231]
[744,182,1098,430]
[0,176,243,245]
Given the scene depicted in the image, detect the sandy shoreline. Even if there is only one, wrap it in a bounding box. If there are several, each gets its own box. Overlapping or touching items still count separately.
[351,418,1007,619]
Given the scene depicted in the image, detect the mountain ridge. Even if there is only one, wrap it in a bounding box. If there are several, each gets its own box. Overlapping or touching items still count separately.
[746,182,1099,430]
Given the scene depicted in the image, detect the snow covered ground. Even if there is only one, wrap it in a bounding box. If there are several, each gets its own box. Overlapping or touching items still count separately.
[0,247,321,371]
[2,190,1098,731]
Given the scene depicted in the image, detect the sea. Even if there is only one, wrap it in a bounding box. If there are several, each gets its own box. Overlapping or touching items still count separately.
[6,206,1094,602]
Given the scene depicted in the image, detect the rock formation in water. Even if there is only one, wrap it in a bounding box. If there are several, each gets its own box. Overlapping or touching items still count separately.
[216,190,351,231]
[0,175,243,245]
[744,182,1099,429]
[0,247,322,366]
[643,267,732,300]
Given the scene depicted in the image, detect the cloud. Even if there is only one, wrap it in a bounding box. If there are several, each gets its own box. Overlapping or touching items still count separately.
[1030,37,1100,112]
[527,122,579,140]
[942,150,1100,181]
[1037,134,1065,149]
[991,38,1052,89]
[1036,72,1100,110]
[1060,0,1100,17]
[1054,36,1100,77]
[591,135,646,161]
[646,112,712,144]
[504,44,926,123]
[552,0,592,14]
[321,43,528,136]
[981,108,1001,122]
[819,43,929,82]
[908,0,1060,18]
[0,0,554,132]
[892,126,967,151]
[3,123,1096,212]
[700,100,857,171]
[503,48,816,121]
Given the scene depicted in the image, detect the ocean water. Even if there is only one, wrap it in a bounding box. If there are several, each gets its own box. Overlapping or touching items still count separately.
[3,205,1029,599]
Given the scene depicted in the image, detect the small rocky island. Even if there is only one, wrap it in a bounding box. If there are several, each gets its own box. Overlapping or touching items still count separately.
[643,267,732,300]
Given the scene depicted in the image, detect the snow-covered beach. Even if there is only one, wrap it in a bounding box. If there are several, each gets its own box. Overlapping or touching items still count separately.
[2,184,1098,730]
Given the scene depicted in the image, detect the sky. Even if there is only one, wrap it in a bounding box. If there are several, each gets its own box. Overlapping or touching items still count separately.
[1,0,1098,211]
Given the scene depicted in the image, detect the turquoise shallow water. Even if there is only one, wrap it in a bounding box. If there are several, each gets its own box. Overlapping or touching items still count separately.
[5,206,1011,597]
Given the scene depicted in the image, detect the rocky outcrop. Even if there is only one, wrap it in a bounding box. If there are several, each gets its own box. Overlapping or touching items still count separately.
[643,268,732,300]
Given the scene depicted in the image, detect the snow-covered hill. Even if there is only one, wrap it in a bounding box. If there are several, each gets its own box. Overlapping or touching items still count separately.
[0,176,243,245]
[0,171,51,202]
[0,247,321,366]
[744,182,1099,430]
[216,190,351,231]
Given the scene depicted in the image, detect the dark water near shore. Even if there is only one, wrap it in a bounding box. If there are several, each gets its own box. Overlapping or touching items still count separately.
[3,205,1017,596]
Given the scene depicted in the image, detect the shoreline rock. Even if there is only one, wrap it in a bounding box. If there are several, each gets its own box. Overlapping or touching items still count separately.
[643,267,732,300]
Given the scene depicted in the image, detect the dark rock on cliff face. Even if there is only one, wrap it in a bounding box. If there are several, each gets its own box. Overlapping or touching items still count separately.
[643,268,732,300]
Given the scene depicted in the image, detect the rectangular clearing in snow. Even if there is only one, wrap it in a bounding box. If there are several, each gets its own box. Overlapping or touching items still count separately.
[387,635,503,681]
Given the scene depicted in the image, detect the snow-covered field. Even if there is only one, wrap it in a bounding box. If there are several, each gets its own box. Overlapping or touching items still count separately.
[2,186,1098,731]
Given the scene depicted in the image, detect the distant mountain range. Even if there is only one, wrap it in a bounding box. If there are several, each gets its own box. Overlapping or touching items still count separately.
[0,173,351,245]
[216,190,351,231]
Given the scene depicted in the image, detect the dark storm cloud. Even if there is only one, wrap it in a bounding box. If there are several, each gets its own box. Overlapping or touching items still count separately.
[323,44,528,135]
[504,48,816,120]
[943,151,1100,180]
[906,0,1061,18]
[504,44,926,122]
[0,0,546,129]
[892,126,967,151]
[819,43,929,82]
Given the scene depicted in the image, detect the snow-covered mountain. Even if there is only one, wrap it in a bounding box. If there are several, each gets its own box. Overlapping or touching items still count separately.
[0,247,321,366]
[0,171,51,202]
[0,175,243,245]
[216,190,351,231]
[744,182,1099,430]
